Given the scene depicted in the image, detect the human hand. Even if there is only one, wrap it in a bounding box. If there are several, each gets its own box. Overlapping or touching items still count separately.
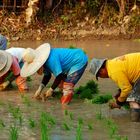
[44,88,53,98]
[0,81,10,91]
[33,83,45,99]
[109,100,121,109]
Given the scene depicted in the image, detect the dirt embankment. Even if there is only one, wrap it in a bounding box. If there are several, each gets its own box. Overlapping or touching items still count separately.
[0,10,140,41]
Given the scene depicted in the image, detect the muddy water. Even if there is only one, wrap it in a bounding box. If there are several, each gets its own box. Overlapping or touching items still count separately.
[1,39,140,140]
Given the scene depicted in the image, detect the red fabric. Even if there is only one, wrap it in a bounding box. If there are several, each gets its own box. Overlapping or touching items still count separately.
[61,93,73,104]
[10,56,20,76]
[60,82,74,104]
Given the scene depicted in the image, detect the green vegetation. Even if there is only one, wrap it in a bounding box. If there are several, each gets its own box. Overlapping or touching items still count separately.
[28,118,36,128]
[21,95,31,107]
[0,98,129,139]
[40,112,50,140]
[0,119,5,128]
[62,122,71,131]
[74,80,99,99]
[9,125,18,140]
[76,118,83,140]
[91,94,112,104]
[0,0,140,40]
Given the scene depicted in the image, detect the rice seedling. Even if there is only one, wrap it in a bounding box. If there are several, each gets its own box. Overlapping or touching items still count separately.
[76,118,83,140]
[0,119,5,128]
[21,95,31,107]
[28,118,36,128]
[47,117,56,126]
[64,109,68,116]
[109,124,118,138]
[78,118,84,125]
[8,105,23,125]
[69,112,74,120]
[87,123,93,130]
[74,80,99,99]
[114,135,128,140]
[96,110,104,120]
[106,119,118,138]
[62,122,71,130]
[9,125,18,140]
[39,112,56,140]
[40,113,50,140]
[91,94,112,104]
[64,109,74,120]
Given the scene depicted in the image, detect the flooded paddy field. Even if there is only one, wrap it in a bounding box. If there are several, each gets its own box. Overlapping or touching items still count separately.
[0,39,140,140]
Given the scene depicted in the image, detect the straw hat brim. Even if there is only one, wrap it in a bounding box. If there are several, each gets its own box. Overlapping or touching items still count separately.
[0,52,13,77]
[0,51,8,71]
[20,43,51,77]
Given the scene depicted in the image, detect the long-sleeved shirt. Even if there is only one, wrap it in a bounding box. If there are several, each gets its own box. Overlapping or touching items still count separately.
[43,48,88,77]
[6,47,25,63]
[106,53,140,102]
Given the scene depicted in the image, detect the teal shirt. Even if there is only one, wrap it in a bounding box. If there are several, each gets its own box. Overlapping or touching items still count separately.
[44,48,88,77]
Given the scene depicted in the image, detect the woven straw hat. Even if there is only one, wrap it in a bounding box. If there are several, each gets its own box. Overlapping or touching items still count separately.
[0,50,12,77]
[20,43,51,77]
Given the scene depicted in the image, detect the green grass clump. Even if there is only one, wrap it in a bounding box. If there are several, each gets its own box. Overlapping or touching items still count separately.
[9,125,18,140]
[8,105,23,125]
[74,80,99,99]
[76,118,83,140]
[21,95,31,106]
[91,94,112,104]
[28,118,36,128]
[62,122,71,130]
[87,124,93,130]
[40,112,49,140]
[0,119,5,128]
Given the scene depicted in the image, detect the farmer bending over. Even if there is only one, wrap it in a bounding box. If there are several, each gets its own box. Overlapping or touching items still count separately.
[89,53,140,122]
[20,43,88,104]
[0,49,28,92]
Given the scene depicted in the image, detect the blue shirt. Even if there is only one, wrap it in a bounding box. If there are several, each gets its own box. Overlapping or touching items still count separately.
[43,48,88,77]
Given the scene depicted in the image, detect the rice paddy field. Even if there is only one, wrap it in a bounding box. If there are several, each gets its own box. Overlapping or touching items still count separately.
[2,39,140,140]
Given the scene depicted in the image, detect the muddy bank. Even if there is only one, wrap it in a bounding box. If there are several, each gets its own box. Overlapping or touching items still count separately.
[0,11,140,41]
[5,24,140,42]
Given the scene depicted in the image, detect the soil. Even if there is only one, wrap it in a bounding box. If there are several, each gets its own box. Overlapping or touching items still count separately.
[0,10,140,42]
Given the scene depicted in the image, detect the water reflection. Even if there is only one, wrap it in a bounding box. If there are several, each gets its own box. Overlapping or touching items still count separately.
[6,39,140,140]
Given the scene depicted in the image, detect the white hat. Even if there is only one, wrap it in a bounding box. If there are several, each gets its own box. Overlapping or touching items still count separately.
[20,43,51,77]
[0,50,12,77]
[89,58,107,80]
